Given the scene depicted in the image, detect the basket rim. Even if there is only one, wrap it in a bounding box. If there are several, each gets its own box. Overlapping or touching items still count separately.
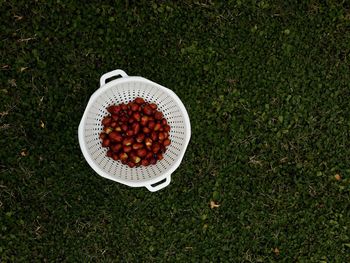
[78,75,191,188]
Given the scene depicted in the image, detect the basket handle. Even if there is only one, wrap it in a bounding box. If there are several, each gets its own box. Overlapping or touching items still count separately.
[100,69,128,86]
[145,174,171,192]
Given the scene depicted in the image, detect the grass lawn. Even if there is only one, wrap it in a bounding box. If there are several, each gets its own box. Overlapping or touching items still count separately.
[1,1,350,261]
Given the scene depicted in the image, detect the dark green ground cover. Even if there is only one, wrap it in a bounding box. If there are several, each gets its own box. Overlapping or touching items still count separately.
[1,1,350,261]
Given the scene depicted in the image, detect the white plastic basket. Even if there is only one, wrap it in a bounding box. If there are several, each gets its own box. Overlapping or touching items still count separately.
[78,69,191,192]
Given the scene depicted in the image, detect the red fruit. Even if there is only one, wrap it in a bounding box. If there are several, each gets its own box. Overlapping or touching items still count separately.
[140,116,149,126]
[103,127,113,134]
[102,138,110,147]
[148,116,154,121]
[164,124,171,132]
[121,104,128,111]
[157,153,164,160]
[146,152,153,160]
[132,143,143,150]
[149,103,157,110]
[163,139,171,146]
[143,105,153,115]
[106,150,113,157]
[150,158,157,165]
[154,111,163,120]
[102,116,112,126]
[127,110,133,116]
[110,121,117,128]
[128,118,135,124]
[152,142,161,153]
[112,153,119,160]
[132,123,140,135]
[115,126,122,132]
[99,133,106,140]
[154,123,161,131]
[109,131,123,142]
[143,127,151,134]
[133,112,141,122]
[107,105,121,114]
[131,155,141,164]
[148,121,155,130]
[128,161,136,168]
[120,116,128,123]
[137,149,147,157]
[111,143,122,152]
[119,152,128,161]
[161,118,167,125]
[121,124,128,132]
[126,130,134,137]
[130,103,139,112]
[141,159,149,166]
[158,132,165,141]
[145,138,153,147]
[123,137,134,146]
[136,133,145,143]
[112,114,119,121]
[134,97,145,105]
[163,132,169,139]
[123,145,132,153]
[151,131,158,141]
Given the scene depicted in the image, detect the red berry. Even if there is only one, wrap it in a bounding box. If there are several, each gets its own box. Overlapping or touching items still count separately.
[111,143,122,152]
[161,118,167,125]
[109,131,123,142]
[143,105,153,115]
[148,121,155,130]
[112,153,119,160]
[128,161,136,168]
[164,124,171,132]
[107,105,121,114]
[123,137,134,146]
[110,121,117,128]
[154,123,161,131]
[132,143,143,150]
[126,130,134,137]
[140,116,149,126]
[158,132,165,141]
[133,112,141,121]
[141,159,149,166]
[121,104,128,111]
[134,97,145,105]
[137,149,147,157]
[103,127,113,134]
[106,150,113,157]
[136,133,145,143]
[112,114,119,121]
[150,158,157,165]
[130,103,139,112]
[146,152,153,160]
[131,155,141,164]
[143,127,151,134]
[145,138,153,147]
[119,152,128,161]
[123,145,132,153]
[102,138,110,147]
[132,123,140,135]
[163,139,171,146]
[152,142,160,153]
[154,111,163,120]
[121,124,128,132]
[151,131,158,141]
[149,103,157,110]
[157,153,164,160]
[102,116,112,126]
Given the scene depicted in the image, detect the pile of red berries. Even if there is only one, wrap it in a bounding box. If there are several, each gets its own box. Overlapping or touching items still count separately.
[99,97,171,168]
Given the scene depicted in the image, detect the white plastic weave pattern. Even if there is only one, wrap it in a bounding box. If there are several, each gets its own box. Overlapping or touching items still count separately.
[78,70,191,192]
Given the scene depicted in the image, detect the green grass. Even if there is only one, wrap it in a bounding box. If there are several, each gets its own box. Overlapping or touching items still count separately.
[1,0,350,261]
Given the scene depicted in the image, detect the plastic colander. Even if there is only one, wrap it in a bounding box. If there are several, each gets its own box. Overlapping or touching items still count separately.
[78,69,191,192]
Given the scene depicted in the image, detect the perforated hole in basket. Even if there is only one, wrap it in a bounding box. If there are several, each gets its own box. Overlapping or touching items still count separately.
[83,80,187,183]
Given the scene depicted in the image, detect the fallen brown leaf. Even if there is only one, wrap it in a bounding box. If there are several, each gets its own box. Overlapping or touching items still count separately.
[210,200,220,209]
